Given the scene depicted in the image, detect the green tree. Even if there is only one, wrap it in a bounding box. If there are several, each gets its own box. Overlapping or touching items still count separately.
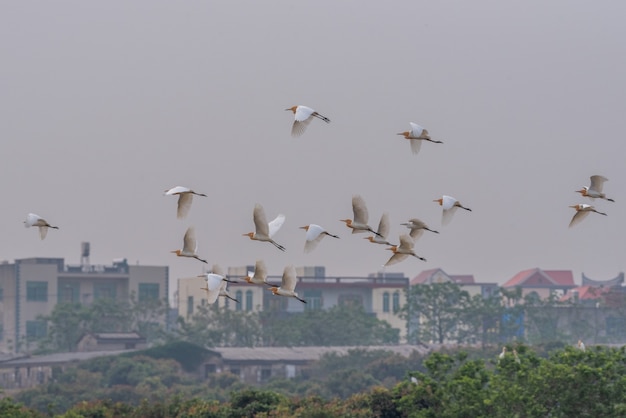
[458,291,505,347]
[402,282,469,344]
[37,303,92,352]
[260,304,400,346]
[172,304,260,347]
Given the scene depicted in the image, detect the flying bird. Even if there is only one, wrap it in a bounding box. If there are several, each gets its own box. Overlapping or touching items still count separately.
[164,186,207,219]
[568,204,607,228]
[433,195,472,225]
[24,213,59,240]
[364,212,393,245]
[575,175,615,202]
[401,218,439,240]
[268,265,306,303]
[243,203,286,251]
[396,122,443,155]
[208,264,236,283]
[384,234,426,266]
[340,195,383,237]
[171,227,207,263]
[198,273,227,304]
[285,105,331,137]
[242,259,272,286]
[300,224,339,253]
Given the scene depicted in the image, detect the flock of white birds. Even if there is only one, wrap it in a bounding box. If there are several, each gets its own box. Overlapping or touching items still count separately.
[22,105,615,306]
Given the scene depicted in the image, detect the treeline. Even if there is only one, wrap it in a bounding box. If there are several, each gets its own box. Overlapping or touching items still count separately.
[31,282,626,355]
[7,343,626,417]
[403,282,626,346]
[35,302,400,354]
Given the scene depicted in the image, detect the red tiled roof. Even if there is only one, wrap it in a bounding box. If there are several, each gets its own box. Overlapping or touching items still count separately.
[560,286,610,302]
[503,268,574,288]
[544,270,575,286]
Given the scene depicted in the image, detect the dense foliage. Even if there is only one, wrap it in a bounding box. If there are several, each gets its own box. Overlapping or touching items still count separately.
[9,343,626,417]
[171,303,400,347]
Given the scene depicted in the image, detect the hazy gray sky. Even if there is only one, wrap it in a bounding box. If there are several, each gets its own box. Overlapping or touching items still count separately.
[2,1,625,300]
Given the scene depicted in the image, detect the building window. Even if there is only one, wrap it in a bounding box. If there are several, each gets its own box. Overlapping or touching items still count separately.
[260,368,272,382]
[304,290,322,310]
[0,287,3,301]
[392,292,400,313]
[245,290,253,311]
[224,297,230,309]
[26,281,48,302]
[187,296,194,316]
[94,284,116,300]
[339,294,363,308]
[264,296,287,311]
[26,321,47,340]
[58,283,80,304]
[230,366,241,377]
[383,292,390,313]
[236,291,243,311]
[138,283,159,301]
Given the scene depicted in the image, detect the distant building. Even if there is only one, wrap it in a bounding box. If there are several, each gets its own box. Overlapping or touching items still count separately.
[410,268,498,298]
[177,266,409,339]
[200,345,431,384]
[561,272,626,308]
[502,268,575,300]
[0,252,168,353]
[76,332,147,352]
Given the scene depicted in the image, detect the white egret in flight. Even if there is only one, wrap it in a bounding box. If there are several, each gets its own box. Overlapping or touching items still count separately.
[164,186,207,219]
[285,105,331,137]
[268,265,306,303]
[243,203,286,251]
[300,224,340,253]
[171,227,207,263]
[396,122,443,155]
[24,213,59,240]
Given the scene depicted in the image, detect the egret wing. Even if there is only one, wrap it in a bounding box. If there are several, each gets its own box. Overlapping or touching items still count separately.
[569,210,590,228]
[409,138,422,155]
[409,228,425,240]
[442,206,458,226]
[398,234,415,251]
[177,193,193,219]
[589,175,608,193]
[183,227,197,253]
[253,204,270,237]
[38,226,49,240]
[376,213,390,238]
[352,195,369,224]
[281,265,298,292]
[253,259,268,281]
[268,214,286,238]
[165,186,190,195]
[409,122,424,137]
[385,253,408,266]
[292,119,313,137]
[304,224,325,253]
[204,274,223,304]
